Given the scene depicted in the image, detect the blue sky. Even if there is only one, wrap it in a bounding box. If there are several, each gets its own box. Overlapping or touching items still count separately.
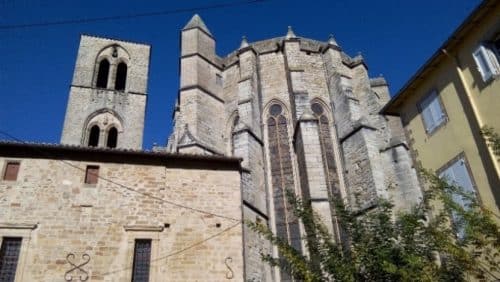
[0,0,481,149]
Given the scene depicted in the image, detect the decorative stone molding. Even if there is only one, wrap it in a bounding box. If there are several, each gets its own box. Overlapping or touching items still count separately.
[123,225,164,232]
[0,222,37,230]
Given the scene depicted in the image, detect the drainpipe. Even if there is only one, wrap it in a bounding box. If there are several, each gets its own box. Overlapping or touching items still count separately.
[441,48,500,180]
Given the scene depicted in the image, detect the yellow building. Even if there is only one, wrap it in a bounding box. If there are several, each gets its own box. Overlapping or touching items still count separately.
[382,0,500,217]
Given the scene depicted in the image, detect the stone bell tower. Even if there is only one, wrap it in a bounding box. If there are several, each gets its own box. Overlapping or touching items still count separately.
[61,34,151,149]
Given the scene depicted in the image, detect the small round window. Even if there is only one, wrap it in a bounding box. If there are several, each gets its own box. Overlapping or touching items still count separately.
[311,103,323,115]
[269,104,282,116]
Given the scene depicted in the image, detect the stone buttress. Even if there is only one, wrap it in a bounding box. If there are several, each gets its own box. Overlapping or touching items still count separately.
[168,15,422,282]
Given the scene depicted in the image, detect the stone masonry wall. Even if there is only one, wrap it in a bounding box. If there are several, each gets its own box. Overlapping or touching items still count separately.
[61,87,146,149]
[61,35,150,149]
[0,156,244,282]
[170,16,424,281]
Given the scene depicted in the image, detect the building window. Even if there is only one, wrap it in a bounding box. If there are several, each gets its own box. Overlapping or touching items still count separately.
[439,155,476,239]
[88,125,100,147]
[418,90,446,134]
[84,165,99,185]
[472,44,500,82]
[3,162,20,181]
[132,239,152,282]
[0,237,22,281]
[96,59,110,88]
[311,102,340,197]
[115,62,127,91]
[106,127,118,148]
[267,104,302,249]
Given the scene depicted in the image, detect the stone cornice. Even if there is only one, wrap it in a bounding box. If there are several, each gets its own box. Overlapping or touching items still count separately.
[177,142,224,156]
[181,53,223,70]
[124,225,164,232]
[181,26,215,40]
[379,139,409,152]
[243,200,269,221]
[71,85,147,96]
[232,127,264,147]
[321,44,342,53]
[179,85,225,104]
[0,223,38,230]
[339,121,377,143]
[237,45,257,56]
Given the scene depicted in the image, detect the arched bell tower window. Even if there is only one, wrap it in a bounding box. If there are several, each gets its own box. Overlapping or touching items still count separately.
[83,110,123,148]
[106,127,118,148]
[115,62,127,91]
[88,125,100,147]
[96,59,110,88]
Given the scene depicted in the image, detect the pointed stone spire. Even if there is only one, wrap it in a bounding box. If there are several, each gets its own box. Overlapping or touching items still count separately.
[327,34,338,46]
[183,14,213,37]
[285,26,297,39]
[240,36,249,49]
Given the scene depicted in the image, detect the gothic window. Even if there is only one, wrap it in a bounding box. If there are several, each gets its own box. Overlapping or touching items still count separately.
[96,59,110,88]
[115,62,127,91]
[267,103,302,253]
[88,125,100,147]
[106,127,118,148]
[311,101,339,198]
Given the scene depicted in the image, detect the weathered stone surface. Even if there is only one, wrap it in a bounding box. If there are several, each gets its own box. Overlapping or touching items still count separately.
[61,35,150,150]
[7,14,423,282]
[168,14,422,281]
[0,156,244,282]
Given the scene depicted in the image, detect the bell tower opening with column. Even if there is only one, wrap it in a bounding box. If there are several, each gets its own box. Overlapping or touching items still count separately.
[61,35,151,150]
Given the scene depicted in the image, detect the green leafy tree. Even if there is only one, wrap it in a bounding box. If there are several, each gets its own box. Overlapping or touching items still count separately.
[481,126,500,158]
[248,127,500,281]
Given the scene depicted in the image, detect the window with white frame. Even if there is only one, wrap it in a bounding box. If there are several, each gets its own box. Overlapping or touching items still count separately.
[472,43,500,82]
[439,155,476,239]
[419,90,447,134]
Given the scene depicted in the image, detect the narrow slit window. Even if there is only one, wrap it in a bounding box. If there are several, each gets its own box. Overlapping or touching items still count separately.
[216,74,223,86]
[132,239,152,282]
[115,62,127,91]
[0,237,22,281]
[3,162,20,181]
[96,59,110,88]
[106,127,118,148]
[88,125,100,147]
[85,165,99,185]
